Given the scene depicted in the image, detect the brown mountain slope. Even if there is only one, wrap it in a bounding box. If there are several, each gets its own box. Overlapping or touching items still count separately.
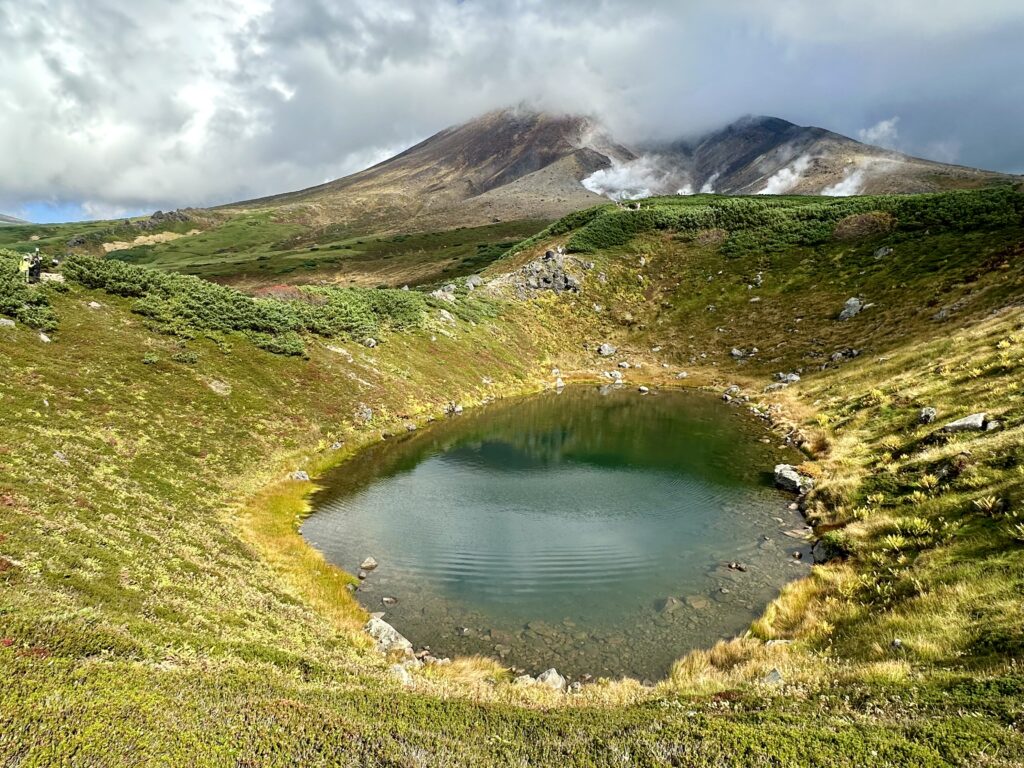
[227,109,633,231]
[224,110,1019,232]
[650,115,1017,196]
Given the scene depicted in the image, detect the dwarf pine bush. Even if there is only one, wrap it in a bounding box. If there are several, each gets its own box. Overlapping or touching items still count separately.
[563,187,1024,255]
[63,255,426,354]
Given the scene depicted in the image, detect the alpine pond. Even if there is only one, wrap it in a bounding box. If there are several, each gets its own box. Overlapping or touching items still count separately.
[303,386,809,679]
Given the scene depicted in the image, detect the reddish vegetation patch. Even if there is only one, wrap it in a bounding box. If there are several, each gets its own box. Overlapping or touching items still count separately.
[832,211,896,240]
[709,689,744,703]
[1,638,14,648]
[694,228,729,245]
[0,557,14,573]
[250,284,327,303]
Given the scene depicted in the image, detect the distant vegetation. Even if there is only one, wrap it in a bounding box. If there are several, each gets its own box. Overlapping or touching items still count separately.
[562,188,1024,255]
[63,256,427,356]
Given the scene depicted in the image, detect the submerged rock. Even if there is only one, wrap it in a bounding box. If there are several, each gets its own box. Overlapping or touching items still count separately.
[657,596,682,614]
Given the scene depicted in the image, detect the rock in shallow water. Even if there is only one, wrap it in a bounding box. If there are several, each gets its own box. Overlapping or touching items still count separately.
[774,464,812,493]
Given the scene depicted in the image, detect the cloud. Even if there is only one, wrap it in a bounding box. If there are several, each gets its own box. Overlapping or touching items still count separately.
[858,117,901,150]
[1,0,1023,220]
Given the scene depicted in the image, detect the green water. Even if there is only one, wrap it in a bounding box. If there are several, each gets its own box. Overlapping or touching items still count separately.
[303,386,810,680]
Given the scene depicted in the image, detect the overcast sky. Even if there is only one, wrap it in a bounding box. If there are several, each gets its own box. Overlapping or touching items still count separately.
[2,0,1023,222]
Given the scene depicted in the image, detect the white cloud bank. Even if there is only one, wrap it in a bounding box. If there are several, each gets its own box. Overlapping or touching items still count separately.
[1,0,1023,219]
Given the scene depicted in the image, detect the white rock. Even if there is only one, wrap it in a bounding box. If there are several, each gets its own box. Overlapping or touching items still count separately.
[838,297,864,321]
[365,617,414,658]
[536,668,567,691]
[774,464,812,493]
[941,413,987,432]
[389,664,413,685]
[360,557,378,571]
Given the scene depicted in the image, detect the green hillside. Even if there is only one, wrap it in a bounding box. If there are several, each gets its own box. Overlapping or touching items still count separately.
[0,212,549,289]
[2,188,1024,765]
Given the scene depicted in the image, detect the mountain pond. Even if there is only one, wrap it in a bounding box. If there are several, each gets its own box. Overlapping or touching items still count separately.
[302,386,810,680]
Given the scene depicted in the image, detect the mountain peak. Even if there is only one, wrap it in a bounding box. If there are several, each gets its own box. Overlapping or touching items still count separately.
[226,107,1018,230]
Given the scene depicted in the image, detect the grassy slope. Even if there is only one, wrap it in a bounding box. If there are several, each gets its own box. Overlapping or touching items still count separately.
[2,190,1024,765]
[0,213,550,289]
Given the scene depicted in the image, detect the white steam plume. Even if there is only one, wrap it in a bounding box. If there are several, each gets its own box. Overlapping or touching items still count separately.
[699,172,720,194]
[821,168,866,196]
[582,156,685,201]
[757,155,812,194]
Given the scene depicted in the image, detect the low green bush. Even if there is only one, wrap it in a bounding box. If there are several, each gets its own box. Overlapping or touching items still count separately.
[560,188,1024,256]
[62,255,427,355]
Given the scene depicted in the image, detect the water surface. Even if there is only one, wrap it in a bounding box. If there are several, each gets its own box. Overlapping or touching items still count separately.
[304,386,809,679]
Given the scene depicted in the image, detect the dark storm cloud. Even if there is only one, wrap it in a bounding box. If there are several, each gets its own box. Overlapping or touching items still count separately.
[1,0,1022,221]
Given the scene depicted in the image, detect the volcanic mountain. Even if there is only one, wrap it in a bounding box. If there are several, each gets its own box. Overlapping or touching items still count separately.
[227,109,1018,231]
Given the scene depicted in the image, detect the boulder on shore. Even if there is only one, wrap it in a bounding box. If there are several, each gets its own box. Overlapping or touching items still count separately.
[365,617,414,658]
[536,668,567,691]
[774,464,812,494]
